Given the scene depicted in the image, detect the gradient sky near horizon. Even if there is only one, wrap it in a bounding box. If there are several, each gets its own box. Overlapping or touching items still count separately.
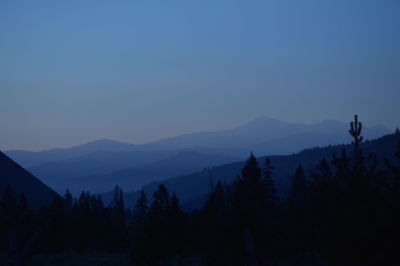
[1,0,399,151]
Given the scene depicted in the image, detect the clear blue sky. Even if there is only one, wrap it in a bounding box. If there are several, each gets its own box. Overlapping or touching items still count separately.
[1,0,399,151]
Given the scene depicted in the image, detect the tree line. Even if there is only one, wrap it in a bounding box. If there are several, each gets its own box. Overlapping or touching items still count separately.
[1,115,400,265]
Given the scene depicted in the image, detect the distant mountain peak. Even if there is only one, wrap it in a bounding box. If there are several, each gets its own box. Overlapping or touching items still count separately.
[82,138,133,145]
[246,116,287,124]
[234,116,292,131]
[81,139,132,147]
[85,138,117,144]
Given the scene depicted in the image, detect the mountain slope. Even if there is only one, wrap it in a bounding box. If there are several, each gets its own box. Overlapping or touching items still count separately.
[135,117,390,150]
[0,151,59,209]
[28,149,178,190]
[46,151,240,194]
[5,139,137,168]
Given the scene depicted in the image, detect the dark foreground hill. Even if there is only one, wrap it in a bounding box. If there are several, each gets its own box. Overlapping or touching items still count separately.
[117,132,400,210]
[0,151,59,209]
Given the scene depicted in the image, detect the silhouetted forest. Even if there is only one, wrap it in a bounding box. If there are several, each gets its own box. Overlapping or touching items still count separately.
[1,116,400,265]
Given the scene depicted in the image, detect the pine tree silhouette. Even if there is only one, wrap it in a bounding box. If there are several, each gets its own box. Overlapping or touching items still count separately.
[233,153,264,228]
[112,185,125,226]
[170,192,181,215]
[349,114,363,163]
[151,184,170,214]
[134,190,148,220]
[263,158,277,203]
[64,189,73,210]
[291,165,307,202]
[241,152,263,184]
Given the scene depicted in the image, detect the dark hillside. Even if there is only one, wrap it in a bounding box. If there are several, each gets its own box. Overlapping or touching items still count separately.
[0,151,59,209]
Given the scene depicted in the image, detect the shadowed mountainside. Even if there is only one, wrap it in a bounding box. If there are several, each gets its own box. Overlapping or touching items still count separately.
[0,151,59,209]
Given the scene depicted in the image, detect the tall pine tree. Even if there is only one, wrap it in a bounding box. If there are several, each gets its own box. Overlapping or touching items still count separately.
[133,190,148,221]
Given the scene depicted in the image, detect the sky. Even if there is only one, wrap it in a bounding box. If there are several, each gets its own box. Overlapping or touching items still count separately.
[1,0,399,151]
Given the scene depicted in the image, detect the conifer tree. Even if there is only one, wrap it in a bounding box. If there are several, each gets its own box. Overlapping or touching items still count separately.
[349,114,363,155]
[112,185,125,225]
[119,189,125,211]
[168,192,185,257]
[233,153,264,223]
[234,153,265,208]
[349,115,367,175]
[134,190,148,220]
[133,184,177,264]
[291,165,307,202]
[151,184,170,214]
[313,158,332,183]
[310,158,336,215]
[232,153,269,265]
[78,191,90,210]
[204,181,226,215]
[263,158,277,203]
[96,195,104,209]
[241,152,263,184]
[170,192,181,215]
[64,189,73,210]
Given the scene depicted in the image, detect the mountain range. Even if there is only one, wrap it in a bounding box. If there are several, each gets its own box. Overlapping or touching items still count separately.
[3,117,391,195]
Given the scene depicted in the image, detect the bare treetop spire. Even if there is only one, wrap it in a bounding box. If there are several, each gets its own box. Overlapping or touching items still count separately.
[349,114,363,147]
